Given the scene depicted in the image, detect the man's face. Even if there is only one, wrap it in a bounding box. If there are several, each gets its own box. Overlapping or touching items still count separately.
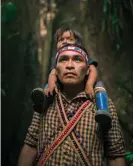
[57,31,76,50]
[56,50,88,86]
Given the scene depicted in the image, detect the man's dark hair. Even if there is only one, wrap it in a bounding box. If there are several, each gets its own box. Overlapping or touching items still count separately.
[54,26,83,46]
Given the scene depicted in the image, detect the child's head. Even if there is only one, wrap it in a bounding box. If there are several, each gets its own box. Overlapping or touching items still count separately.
[54,26,83,50]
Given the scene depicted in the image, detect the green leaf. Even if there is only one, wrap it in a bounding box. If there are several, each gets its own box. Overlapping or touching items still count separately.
[1,2,17,23]
[126,152,132,156]
[126,154,133,160]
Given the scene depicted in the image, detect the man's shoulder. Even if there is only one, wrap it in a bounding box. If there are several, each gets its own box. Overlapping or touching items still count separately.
[86,98,115,112]
[86,99,97,113]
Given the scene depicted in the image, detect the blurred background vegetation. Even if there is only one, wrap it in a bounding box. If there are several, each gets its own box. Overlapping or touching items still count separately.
[1,0,133,165]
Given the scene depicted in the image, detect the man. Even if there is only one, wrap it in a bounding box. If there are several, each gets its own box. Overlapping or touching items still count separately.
[32,26,98,114]
[18,44,125,166]
[46,26,97,99]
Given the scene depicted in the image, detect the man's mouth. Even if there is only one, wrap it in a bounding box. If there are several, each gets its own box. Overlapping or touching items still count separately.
[64,72,77,76]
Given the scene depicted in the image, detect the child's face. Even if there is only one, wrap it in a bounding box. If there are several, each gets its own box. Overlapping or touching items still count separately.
[57,31,76,50]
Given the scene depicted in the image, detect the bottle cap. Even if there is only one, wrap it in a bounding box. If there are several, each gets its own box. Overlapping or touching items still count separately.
[94,81,106,92]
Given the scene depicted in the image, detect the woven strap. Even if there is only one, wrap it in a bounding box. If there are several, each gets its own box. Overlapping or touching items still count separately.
[56,93,92,166]
[37,93,92,166]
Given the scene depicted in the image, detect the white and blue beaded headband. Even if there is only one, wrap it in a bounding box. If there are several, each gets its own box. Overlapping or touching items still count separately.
[55,45,89,63]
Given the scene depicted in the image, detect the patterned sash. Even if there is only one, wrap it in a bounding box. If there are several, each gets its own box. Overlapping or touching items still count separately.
[56,93,92,166]
[37,93,92,166]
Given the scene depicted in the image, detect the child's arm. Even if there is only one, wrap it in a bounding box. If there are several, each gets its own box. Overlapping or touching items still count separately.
[85,65,98,99]
[44,68,58,96]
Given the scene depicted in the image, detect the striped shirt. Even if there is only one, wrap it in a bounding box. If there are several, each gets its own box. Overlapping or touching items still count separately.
[24,91,125,166]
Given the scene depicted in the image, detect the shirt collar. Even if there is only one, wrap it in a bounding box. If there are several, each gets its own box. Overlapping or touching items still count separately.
[59,91,88,103]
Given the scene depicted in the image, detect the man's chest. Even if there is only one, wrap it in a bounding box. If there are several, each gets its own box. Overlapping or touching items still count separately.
[37,101,104,166]
[42,103,103,150]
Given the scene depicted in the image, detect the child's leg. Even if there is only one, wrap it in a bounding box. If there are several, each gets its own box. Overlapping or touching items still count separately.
[31,88,54,113]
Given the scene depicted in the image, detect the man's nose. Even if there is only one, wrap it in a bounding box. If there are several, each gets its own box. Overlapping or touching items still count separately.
[66,60,74,69]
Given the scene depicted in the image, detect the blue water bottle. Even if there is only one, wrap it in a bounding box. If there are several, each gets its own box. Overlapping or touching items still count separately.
[94,81,112,131]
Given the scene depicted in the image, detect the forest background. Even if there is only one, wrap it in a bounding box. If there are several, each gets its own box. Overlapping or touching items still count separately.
[1,0,133,165]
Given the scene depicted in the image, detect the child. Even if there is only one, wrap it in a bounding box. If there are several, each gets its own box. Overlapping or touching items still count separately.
[31,26,98,113]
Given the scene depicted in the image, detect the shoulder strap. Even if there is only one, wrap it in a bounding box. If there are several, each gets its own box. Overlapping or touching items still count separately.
[56,92,92,166]
[37,93,92,166]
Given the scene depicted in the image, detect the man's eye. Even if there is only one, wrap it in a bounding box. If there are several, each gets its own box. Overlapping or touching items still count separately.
[74,57,82,62]
[59,58,67,62]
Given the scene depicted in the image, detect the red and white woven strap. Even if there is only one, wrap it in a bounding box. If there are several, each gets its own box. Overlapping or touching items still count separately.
[37,93,92,166]
[56,93,92,166]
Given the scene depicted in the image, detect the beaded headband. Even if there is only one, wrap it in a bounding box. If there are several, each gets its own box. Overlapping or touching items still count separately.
[55,45,89,63]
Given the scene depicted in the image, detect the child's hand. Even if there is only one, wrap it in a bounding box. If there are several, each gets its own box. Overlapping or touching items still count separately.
[85,84,95,100]
[44,88,51,97]
[48,82,58,95]
[46,68,57,97]
[44,83,58,97]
